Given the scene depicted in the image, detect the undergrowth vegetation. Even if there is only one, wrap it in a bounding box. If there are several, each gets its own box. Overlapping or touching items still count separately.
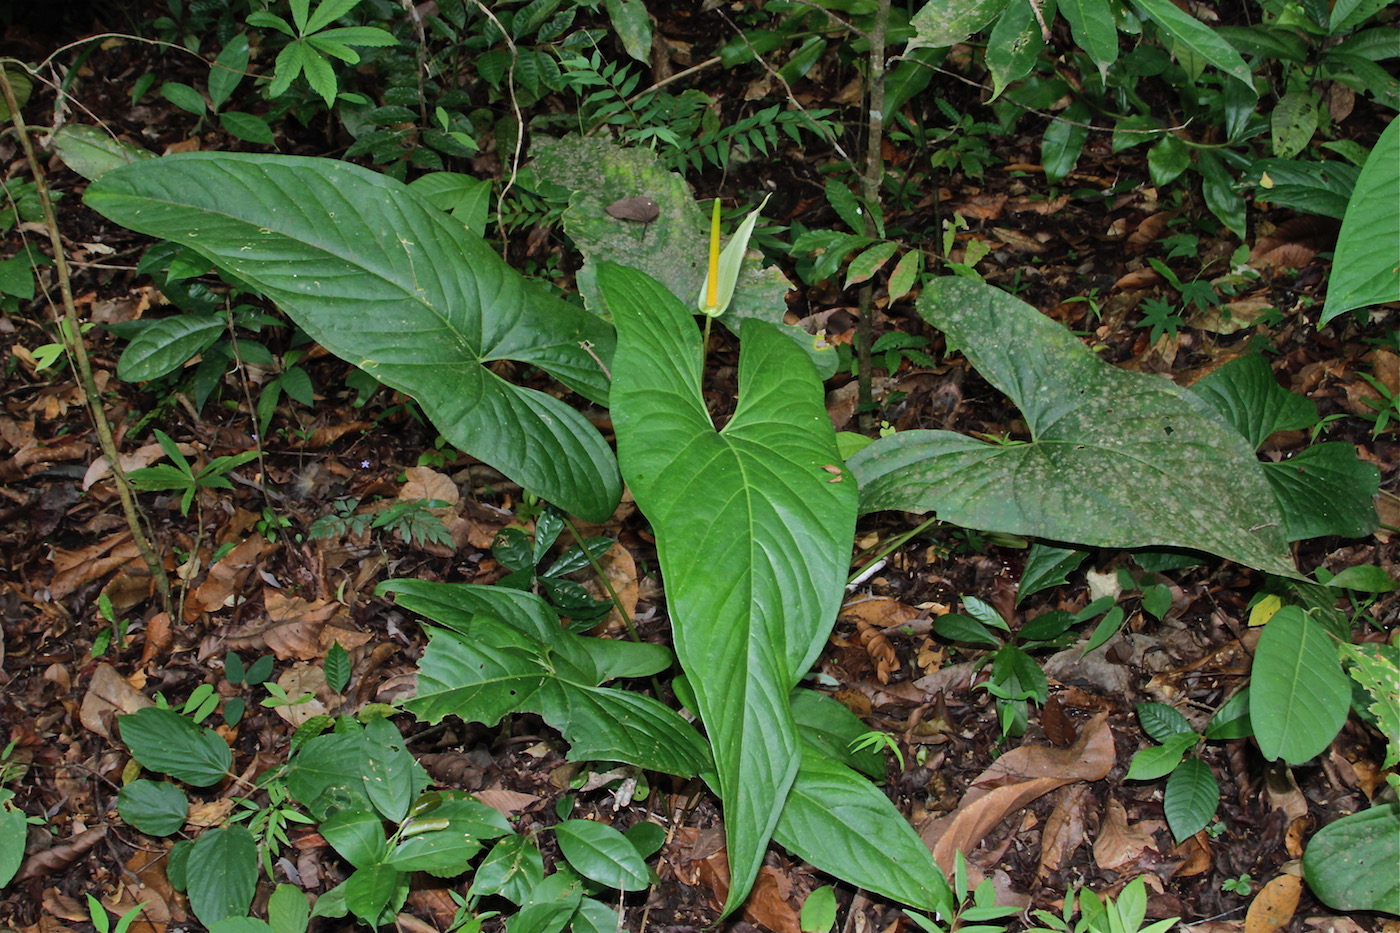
[1,0,1397,930]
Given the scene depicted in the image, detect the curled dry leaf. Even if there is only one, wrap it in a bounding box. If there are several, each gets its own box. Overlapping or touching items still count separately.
[16,826,108,882]
[1038,783,1090,879]
[1245,874,1302,933]
[79,663,152,740]
[1093,798,1165,872]
[921,712,1114,875]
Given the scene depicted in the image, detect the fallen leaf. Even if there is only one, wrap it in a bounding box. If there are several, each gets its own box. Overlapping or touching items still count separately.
[1170,831,1213,878]
[921,712,1114,874]
[48,532,142,600]
[581,541,640,635]
[1038,783,1089,878]
[1093,798,1164,871]
[399,466,460,505]
[1245,874,1302,933]
[270,663,330,726]
[80,663,153,740]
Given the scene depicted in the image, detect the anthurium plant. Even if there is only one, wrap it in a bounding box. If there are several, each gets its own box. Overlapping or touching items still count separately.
[83,143,1376,919]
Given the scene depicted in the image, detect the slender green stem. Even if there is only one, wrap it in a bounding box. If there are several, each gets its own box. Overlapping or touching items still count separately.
[855,0,889,433]
[847,514,942,585]
[562,514,640,642]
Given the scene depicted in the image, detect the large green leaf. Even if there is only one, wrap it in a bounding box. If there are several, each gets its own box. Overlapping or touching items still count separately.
[118,706,232,787]
[1303,803,1400,916]
[603,262,856,914]
[84,152,620,521]
[773,746,951,911]
[533,137,836,378]
[1130,0,1256,95]
[1188,354,1378,539]
[1251,607,1351,765]
[1322,116,1400,324]
[186,825,258,926]
[848,278,1298,577]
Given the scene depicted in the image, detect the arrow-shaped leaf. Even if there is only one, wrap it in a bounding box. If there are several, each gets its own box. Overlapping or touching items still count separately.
[849,277,1298,577]
[85,152,620,520]
[602,262,857,914]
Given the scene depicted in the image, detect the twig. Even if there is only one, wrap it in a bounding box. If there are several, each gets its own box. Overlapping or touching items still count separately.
[0,69,175,619]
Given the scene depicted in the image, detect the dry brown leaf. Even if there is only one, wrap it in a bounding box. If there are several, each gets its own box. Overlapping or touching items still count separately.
[921,712,1114,874]
[17,826,108,882]
[190,535,275,614]
[1114,267,1164,291]
[687,840,801,933]
[991,227,1049,254]
[400,465,460,505]
[270,663,330,726]
[1037,783,1089,878]
[80,663,153,740]
[475,787,541,818]
[1245,875,1302,933]
[953,194,1007,221]
[1170,831,1213,878]
[1006,194,1072,215]
[1265,760,1309,822]
[841,595,921,630]
[1093,798,1164,871]
[186,798,235,828]
[1189,298,1276,335]
[137,612,173,669]
[1127,212,1176,253]
[49,531,142,599]
[299,421,370,450]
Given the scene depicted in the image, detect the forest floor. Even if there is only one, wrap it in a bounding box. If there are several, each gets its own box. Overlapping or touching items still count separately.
[1,3,1397,933]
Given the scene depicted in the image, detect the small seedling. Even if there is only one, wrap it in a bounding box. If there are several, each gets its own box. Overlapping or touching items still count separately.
[1221,873,1252,895]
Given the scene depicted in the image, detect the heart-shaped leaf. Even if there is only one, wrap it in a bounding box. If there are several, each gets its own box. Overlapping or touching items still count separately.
[84,152,620,521]
[849,277,1298,578]
[602,262,857,914]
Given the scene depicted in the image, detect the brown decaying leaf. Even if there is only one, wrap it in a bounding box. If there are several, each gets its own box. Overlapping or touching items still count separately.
[80,663,153,740]
[137,611,173,668]
[1037,783,1089,879]
[399,465,460,505]
[48,531,142,600]
[1126,211,1176,253]
[1245,875,1302,933]
[921,712,1115,874]
[189,535,275,616]
[679,829,801,933]
[226,590,369,661]
[16,826,108,882]
[1093,798,1164,872]
[1169,831,1213,878]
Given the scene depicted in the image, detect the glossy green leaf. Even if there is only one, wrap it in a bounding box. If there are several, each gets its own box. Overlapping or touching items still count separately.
[320,808,389,869]
[186,826,258,926]
[790,689,886,781]
[1204,687,1253,740]
[1060,0,1118,74]
[1303,803,1400,915]
[118,707,232,787]
[1262,443,1379,540]
[1322,117,1400,324]
[535,137,835,377]
[1163,758,1218,840]
[160,81,206,115]
[472,836,545,905]
[84,152,619,521]
[1249,158,1358,219]
[555,819,651,891]
[0,801,23,887]
[773,746,951,911]
[1147,135,1191,187]
[1136,702,1194,743]
[323,641,350,694]
[209,34,249,110]
[603,262,857,915]
[1271,91,1318,159]
[1252,607,1351,764]
[219,112,275,146]
[285,732,374,819]
[268,883,311,933]
[1130,0,1256,94]
[1018,545,1087,604]
[887,249,922,300]
[1198,150,1247,238]
[604,0,652,62]
[801,885,838,933]
[1327,564,1396,592]
[509,874,583,933]
[343,863,409,927]
[845,241,899,288]
[116,314,225,382]
[908,0,1012,50]
[848,278,1298,577]
[386,826,484,877]
[116,779,189,836]
[1190,353,1317,450]
[407,171,491,234]
[361,717,415,823]
[1126,732,1197,781]
[1042,101,1090,184]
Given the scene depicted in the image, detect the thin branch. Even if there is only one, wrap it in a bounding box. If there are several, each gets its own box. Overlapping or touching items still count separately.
[0,69,174,619]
